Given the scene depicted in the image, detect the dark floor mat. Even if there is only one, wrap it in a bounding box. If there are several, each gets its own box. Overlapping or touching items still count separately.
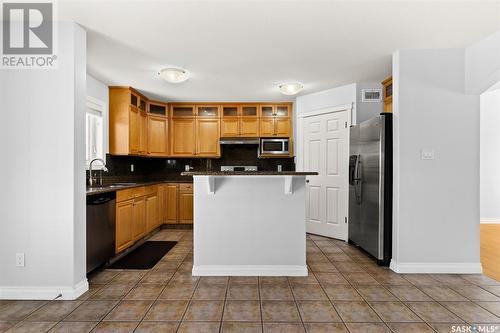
[108,241,177,270]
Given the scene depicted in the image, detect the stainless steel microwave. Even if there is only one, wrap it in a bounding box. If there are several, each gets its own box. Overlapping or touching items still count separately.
[260,138,290,155]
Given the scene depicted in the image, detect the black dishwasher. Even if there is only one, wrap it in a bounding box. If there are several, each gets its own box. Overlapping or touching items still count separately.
[86,192,116,273]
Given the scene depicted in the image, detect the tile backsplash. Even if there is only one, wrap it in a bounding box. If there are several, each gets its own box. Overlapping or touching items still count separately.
[87,145,295,184]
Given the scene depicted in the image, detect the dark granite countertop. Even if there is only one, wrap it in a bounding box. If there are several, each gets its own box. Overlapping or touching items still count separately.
[86,179,192,196]
[181,171,318,176]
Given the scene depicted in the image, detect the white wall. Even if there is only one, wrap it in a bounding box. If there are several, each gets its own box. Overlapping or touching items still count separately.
[392,49,481,273]
[295,83,357,116]
[465,31,500,95]
[356,82,384,123]
[0,22,88,299]
[480,87,500,223]
[86,74,109,154]
[295,82,383,124]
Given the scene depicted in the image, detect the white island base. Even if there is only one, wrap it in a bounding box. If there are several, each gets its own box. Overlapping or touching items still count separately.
[190,174,311,276]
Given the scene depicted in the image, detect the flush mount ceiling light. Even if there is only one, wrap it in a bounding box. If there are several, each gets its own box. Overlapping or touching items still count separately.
[158,67,190,83]
[278,82,304,95]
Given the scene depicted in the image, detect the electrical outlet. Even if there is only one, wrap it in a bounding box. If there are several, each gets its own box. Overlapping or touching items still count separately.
[130,164,134,172]
[421,149,435,160]
[16,253,25,267]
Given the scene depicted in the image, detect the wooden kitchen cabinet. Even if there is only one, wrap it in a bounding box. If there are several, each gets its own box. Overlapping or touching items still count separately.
[131,196,146,242]
[147,115,168,156]
[109,87,149,156]
[179,184,193,224]
[221,105,259,137]
[239,118,259,137]
[129,106,140,154]
[111,90,295,158]
[145,191,159,233]
[171,118,196,156]
[275,118,291,137]
[148,101,168,117]
[171,105,195,117]
[221,118,239,137]
[260,118,275,136]
[115,199,134,253]
[196,119,220,157]
[382,76,392,112]
[196,105,220,118]
[259,104,291,137]
[275,105,290,117]
[139,111,147,154]
[260,105,275,117]
[221,106,239,137]
[165,183,178,224]
[157,184,166,224]
[115,183,190,254]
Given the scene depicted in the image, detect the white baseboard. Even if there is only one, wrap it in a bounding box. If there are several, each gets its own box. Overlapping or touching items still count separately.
[0,278,89,300]
[390,260,483,274]
[192,265,308,276]
[481,218,500,224]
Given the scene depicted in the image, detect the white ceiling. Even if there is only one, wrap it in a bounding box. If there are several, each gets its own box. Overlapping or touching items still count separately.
[59,0,500,102]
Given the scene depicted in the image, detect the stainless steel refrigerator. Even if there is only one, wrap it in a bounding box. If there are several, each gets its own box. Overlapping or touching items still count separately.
[348,113,392,266]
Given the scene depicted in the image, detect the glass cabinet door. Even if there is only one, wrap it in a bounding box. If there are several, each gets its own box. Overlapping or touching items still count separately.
[275,105,290,117]
[260,105,274,117]
[241,106,258,117]
[222,106,238,117]
[149,103,167,116]
[172,106,195,117]
[197,106,219,117]
[130,93,138,107]
[139,98,147,111]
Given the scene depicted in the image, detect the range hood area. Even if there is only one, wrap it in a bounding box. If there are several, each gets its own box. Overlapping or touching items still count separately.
[219,137,260,145]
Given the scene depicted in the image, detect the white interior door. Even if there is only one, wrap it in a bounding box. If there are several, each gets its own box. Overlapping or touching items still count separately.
[303,110,349,240]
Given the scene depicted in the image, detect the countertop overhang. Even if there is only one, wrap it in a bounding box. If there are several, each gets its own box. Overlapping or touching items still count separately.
[181,171,318,176]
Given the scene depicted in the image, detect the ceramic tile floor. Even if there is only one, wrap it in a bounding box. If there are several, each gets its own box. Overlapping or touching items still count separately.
[1,229,500,333]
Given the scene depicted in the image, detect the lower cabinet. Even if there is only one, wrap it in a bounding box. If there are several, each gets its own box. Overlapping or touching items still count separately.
[116,199,134,253]
[165,183,179,224]
[179,184,194,223]
[164,183,193,224]
[145,190,159,232]
[115,182,193,254]
[131,196,146,242]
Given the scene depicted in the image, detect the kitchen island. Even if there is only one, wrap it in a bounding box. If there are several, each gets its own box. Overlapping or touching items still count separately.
[181,171,317,276]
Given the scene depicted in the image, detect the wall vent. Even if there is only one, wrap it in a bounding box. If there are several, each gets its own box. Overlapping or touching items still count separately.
[361,88,382,102]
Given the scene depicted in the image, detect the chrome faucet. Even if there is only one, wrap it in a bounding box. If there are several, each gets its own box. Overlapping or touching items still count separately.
[89,158,108,187]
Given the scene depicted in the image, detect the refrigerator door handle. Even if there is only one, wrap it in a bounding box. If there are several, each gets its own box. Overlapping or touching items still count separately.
[354,155,362,204]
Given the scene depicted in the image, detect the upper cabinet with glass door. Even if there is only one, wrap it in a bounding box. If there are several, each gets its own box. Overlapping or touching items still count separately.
[259,104,291,117]
[196,105,220,118]
[221,105,239,137]
[275,104,291,117]
[109,87,149,156]
[241,105,258,117]
[259,105,275,117]
[239,105,259,137]
[148,101,168,117]
[171,105,196,117]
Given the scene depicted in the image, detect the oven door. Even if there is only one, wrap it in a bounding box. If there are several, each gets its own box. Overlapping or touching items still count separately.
[260,139,289,155]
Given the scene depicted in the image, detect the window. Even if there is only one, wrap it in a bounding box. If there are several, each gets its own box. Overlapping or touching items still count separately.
[86,96,105,169]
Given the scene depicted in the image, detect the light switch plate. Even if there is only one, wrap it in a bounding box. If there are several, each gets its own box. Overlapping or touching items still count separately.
[421,149,435,160]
